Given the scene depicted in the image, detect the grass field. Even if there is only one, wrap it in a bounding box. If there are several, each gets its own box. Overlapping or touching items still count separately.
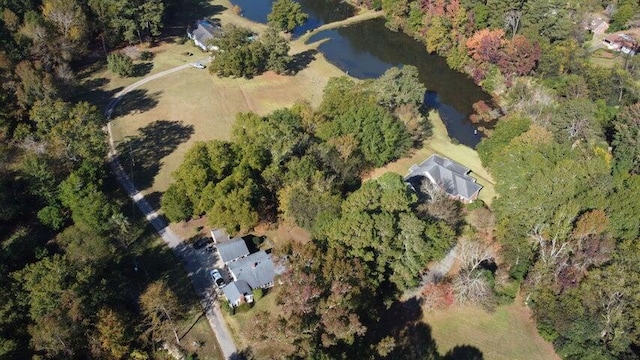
[221,291,284,357]
[423,303,559,360]
[366,111,496,206]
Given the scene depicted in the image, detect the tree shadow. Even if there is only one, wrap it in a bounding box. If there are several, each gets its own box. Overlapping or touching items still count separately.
[364,296,441,359]
[115,88,161,117]
[72,77,124,111]
[132,62,154,77]
[444,345,484,360]
[145,191,164,214]
[288,49,318,74]
[117,120,194,191]
[164,0,227,37]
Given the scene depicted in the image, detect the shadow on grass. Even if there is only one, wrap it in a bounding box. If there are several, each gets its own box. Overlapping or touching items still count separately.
[363,297,441,359]
[72,77,124,111]
[118,120,194,191]
[288,49,318,74]
[116,88,161,117]
[133,62,154,77]
[444,345,484,360]
[165,0,227,37]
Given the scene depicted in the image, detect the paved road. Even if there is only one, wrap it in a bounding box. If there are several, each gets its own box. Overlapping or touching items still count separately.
[105,60,239,359]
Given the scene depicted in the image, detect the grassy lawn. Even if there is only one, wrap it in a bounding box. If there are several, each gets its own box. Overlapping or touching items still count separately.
[111,60,343,198]
[221,291,283,357]
[423,303,559,360]
[366,111,496,206]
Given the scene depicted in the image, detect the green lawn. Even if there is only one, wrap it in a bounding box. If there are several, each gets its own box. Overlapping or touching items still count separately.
[423,304,559,360]
[221,291,285,357]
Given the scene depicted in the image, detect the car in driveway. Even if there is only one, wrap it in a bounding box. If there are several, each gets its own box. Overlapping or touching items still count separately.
[192,238,209,249]
[192,62,205,69]
[210,269,226,288]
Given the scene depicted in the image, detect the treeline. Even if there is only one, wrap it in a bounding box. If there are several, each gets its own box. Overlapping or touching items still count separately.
[0,0,198,357]
[346,0,640,358]
[164,68,468,358]
[162,66,430,231]
[363,0,639,105]
[0,0,178,138]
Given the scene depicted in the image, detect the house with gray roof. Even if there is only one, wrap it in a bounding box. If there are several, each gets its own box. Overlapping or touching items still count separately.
[210,228,230,244]
[405,154,482,203]
[216,237,250,265]
[187,19,221,51]
[222,280,254,307]
[228,251,275,289]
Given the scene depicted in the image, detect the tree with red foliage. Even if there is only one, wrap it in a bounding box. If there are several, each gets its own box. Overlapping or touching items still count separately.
[466,28,506,64]
[499,35,541,76]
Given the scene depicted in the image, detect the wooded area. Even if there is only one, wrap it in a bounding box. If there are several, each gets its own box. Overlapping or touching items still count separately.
[2,0,640,358]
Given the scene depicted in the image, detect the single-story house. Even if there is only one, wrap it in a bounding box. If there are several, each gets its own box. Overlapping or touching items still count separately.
[222,280,254,307]
[405,154,482,203]
[603,34,638,55]
[228,250,275,289]
[585,17,609,34]
[215,236,250,265]
[187,19,221,51]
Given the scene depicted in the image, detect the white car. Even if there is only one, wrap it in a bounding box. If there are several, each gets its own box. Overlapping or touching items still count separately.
[192,62,205,69]
[210,269,225,288]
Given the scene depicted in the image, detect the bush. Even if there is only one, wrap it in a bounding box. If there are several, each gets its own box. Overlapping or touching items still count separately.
[220,299,233,315]
[235,302,253,314]
[140,51,154,61]
[252,288,264,302]
[107,53,134,77]
[465,199,485,211]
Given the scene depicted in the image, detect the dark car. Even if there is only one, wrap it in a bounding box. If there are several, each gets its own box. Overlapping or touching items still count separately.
[192,238,209,249]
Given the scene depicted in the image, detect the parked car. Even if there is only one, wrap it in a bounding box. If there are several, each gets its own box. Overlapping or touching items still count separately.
[192,62,205,69]
[192,238,209,249]
[210,269,225,288]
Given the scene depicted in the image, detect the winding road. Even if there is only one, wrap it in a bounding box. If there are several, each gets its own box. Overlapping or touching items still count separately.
[104,60,239,359]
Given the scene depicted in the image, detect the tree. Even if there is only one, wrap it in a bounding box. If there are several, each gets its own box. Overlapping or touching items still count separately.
[93,307,131,359]
[466,28,505,65]
[107,52,134,77]
[374,65,426,110]
[139,280,183,344]
[267,0,308,32]
[260,26,291,74]
[161,183,193,222]
[612,103,640,174]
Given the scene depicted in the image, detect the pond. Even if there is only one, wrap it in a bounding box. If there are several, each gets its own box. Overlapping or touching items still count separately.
[228,0,491,147]
[229,0,354,37]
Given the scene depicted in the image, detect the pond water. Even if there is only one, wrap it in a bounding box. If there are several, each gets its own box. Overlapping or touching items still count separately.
[228,0,491,147]
[230,0,354,37]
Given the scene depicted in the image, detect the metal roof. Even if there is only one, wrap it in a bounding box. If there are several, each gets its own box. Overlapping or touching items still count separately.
[217,237,250,264]
[228,251,275,289]
[405,154,482,200]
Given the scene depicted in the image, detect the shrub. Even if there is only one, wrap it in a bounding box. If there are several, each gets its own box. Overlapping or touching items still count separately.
[252,288,264,302]
[107,53,134,77]
[140,51,154,61]
[235,302,253,314]
[220,299,233,315]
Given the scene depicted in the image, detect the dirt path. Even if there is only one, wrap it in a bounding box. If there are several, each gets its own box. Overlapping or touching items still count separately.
[295,10,384,44]
[105,59,239,360]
